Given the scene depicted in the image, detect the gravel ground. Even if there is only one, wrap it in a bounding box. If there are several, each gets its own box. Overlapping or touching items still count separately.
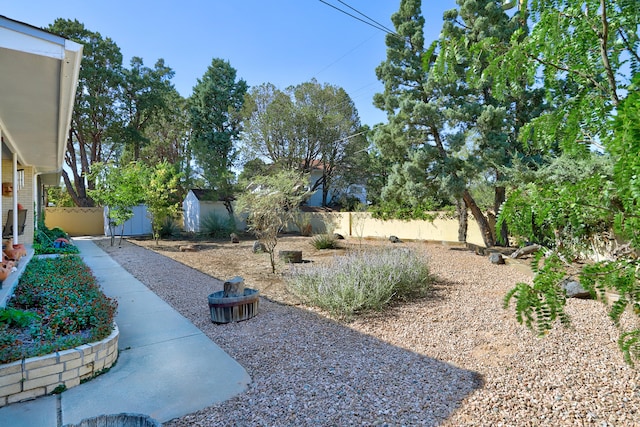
[94,238,640,426]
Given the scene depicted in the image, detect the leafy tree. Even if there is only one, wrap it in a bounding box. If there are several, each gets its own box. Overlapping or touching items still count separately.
[46,186,75,208]
[237,158,271,183]
[48,19,124,207]
[189,58,247,212]
[88,162,145,246]
[495,1,640,363]
[241,80,368,206]
[236,170,311,273]
[120,57,176,162]
[141,87,193,200]
[141,162,182,245]
[48,20,181,207]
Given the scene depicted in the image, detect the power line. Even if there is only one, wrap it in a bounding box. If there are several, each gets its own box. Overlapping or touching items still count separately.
[317,0,398,36]
[335,0,397,35]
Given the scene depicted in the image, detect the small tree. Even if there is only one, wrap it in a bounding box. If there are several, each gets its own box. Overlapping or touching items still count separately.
[236,170,311,273]
[88,162,145,246]
[142,162,182,244]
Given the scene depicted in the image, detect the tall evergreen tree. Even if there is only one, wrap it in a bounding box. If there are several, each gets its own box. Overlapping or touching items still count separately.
[120,57,176,161]
[189,58,247,211]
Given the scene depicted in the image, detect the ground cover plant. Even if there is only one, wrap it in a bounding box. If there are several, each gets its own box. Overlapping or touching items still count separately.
[33,224,79,255]
[0,255,117,364]
[286,247,431,319]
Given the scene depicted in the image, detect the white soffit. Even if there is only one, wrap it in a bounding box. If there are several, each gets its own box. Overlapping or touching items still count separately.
[0,15,82,175]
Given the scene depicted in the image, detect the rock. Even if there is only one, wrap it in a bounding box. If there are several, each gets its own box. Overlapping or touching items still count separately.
[389,235,402,243]
[252,241,266,253]
[223,276,245,297]
[179,244,199,252]
[333,233,345,240]
[561,278,592,299]
[230,233,240,243]
[489,252,505,265]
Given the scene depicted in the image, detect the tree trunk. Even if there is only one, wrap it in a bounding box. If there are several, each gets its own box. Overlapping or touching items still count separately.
[494,185,509,246]
[463,189,495,248]
[456,197,468,242]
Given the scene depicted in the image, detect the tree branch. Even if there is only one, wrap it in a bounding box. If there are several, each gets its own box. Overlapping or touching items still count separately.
[599,0,619,106]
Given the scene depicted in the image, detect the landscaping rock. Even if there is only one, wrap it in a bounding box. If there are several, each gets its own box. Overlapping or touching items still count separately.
[389,235,402,243]
[252,241,266,253]
[333,233,345,240]
[223,276,245,297]
[230,233,240,243]
[488,253,505,265]
[561,278,592,299]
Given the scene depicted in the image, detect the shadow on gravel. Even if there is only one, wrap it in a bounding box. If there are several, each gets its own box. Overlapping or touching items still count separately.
[102,240,483,426]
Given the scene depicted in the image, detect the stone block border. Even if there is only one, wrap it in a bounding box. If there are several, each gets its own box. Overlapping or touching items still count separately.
[0,324,119,407]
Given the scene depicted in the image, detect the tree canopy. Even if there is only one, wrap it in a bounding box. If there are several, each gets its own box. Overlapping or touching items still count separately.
[189,58,248,208]
[240,79,368,207]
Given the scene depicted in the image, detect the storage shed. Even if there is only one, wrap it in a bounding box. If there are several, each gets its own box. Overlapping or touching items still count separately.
[183,189,239,233]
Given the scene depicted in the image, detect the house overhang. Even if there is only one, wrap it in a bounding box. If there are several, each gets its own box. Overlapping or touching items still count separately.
[0,15,82,175]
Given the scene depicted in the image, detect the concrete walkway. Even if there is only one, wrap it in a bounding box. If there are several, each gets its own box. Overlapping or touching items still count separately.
[0,238,251,426]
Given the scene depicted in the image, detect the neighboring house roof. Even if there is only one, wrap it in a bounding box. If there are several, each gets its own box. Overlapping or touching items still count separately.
[0,15,83,179]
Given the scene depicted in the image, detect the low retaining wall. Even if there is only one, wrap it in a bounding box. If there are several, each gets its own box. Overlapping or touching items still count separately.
[0,324,119,407]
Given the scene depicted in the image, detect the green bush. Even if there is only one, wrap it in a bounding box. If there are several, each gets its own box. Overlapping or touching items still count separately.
[286,247,431,319]
[1,255,117,364]
[33,224,79,255]
[158,217,181,238]
[200,212,236,238]
[311,234,338,250]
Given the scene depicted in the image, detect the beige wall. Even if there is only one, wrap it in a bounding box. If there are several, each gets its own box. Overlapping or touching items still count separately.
[43,207,488,247]
[45,207,104,237]
[289,211,485,247]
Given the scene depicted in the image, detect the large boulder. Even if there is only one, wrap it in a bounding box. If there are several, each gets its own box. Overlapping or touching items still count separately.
[561,278,592,299]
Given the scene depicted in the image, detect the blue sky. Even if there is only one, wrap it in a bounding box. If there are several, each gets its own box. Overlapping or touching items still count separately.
[1,1,459,128]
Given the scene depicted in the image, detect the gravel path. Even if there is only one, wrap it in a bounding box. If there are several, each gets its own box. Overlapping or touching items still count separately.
[97,240,640,426]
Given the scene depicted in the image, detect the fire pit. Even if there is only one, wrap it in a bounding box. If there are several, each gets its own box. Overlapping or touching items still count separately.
[208,276,259,323]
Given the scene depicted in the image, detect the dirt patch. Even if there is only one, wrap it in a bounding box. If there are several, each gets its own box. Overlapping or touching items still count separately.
[95,234,402,306]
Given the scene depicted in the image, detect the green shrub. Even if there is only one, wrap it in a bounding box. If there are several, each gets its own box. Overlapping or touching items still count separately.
[1,255,117,364]
[200,212,236,238]
[33,224,79,255]
[311,234,338,250]
[286,247,431,319]
[158,217,181,238]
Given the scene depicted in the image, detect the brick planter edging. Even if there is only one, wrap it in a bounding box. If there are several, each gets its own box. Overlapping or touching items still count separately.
[0,324,119,407]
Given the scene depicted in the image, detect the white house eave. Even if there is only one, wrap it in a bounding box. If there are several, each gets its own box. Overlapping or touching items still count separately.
[0,15,83,175]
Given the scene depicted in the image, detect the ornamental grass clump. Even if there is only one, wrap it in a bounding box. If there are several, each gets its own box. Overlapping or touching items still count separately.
[286,248,431,319]
[310,233,339,250]
[0,255,117,364]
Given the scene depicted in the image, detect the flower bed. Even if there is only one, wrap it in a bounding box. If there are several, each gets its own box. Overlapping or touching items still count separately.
[0,324,119,407]
[0,255,118,405]
[0,255,117,365]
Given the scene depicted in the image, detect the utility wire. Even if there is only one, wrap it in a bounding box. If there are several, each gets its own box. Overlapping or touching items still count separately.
[317,0,397,36]
[335,0,397,35]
